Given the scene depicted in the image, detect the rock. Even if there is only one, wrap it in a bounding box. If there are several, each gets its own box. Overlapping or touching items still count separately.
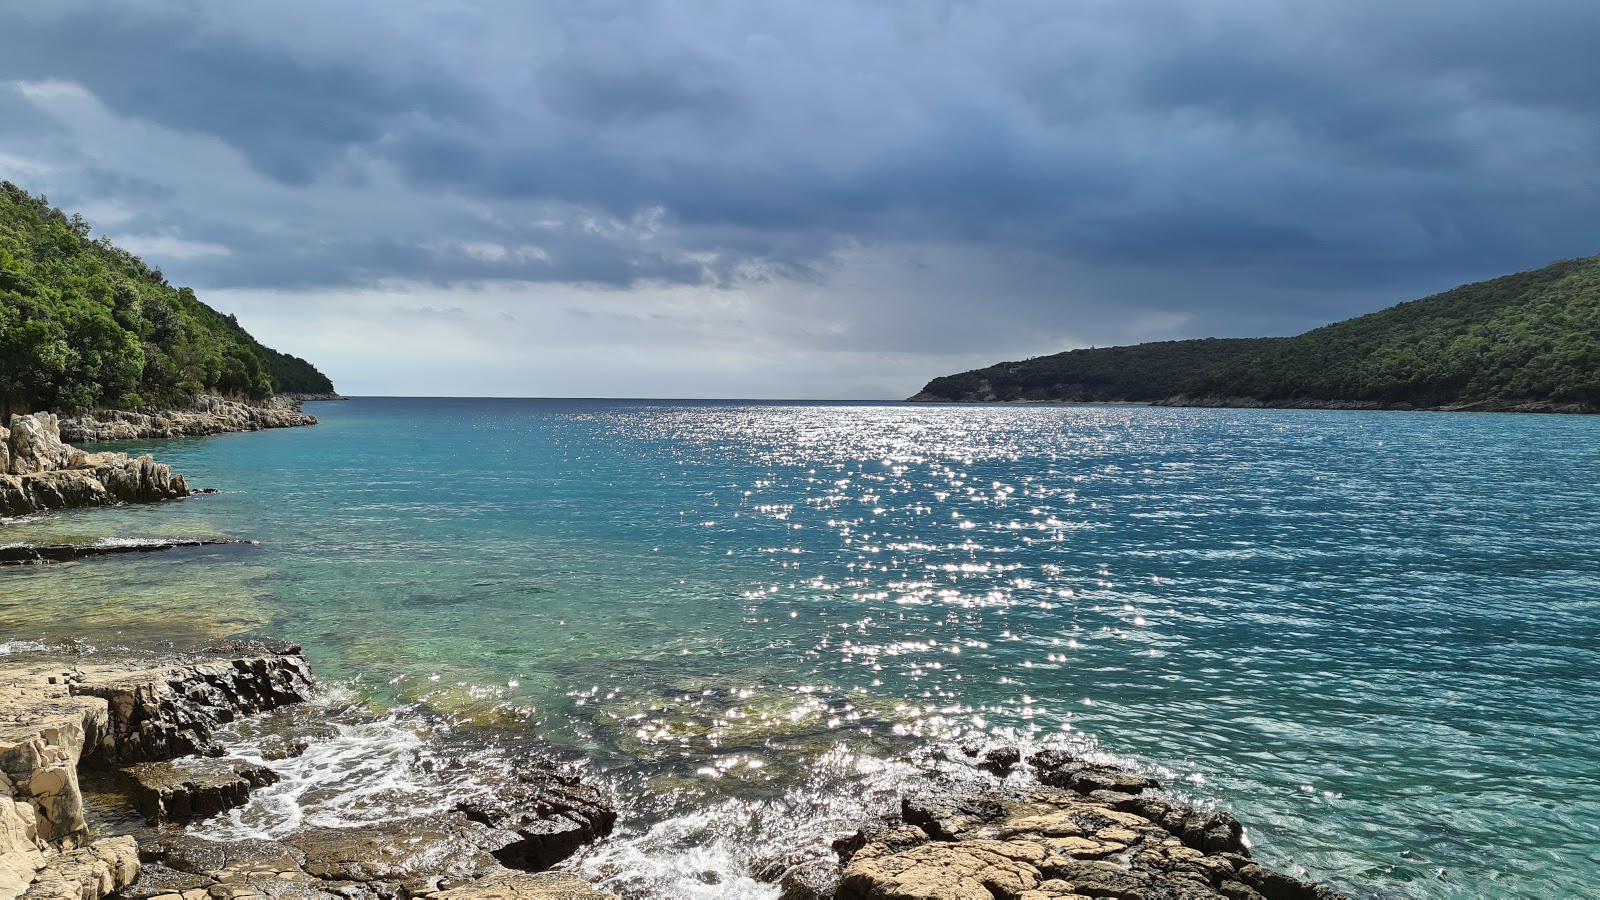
[69,641,317,763]
[454,764,617,871]
[0,413,191,515]
[834,823,930,864]
[5,414,77,475]
[836,840,1044,900]
[423,870,618,899]
[120,758,280,823]
[18,836,138,900]
[0,642,317,898]
[830,751,1347,900]
[901,789,1008,840]
[0,539,252,566]
[282,819,503,885]
[778,858,840,900]
[56,396,316,445]
[983,746,1022,774]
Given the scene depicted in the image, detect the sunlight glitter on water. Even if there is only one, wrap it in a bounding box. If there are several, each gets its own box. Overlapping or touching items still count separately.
[6,399,1600,898]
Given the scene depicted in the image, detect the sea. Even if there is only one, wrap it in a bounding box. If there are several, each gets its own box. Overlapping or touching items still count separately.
[3,398,1598,899]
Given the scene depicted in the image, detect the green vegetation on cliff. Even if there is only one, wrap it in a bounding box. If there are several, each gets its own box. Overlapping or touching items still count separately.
[914,254,1600,408]
[0,181,333,413]
[911,338,1283,402]
[1185,256,1600,405]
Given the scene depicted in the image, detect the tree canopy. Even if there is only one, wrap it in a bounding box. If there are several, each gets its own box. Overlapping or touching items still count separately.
[0,181,333,413]
[913,254,1600,408]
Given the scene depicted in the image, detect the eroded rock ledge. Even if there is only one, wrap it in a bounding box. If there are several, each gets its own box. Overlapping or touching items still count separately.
[794,749,1345,900]
[0,642,617,900]
[0,414,189,516]
[57,396,317,445]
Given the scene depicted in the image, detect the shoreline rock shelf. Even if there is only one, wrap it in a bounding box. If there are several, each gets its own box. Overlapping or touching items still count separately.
[0,414,189,516]
[809,749,1346,900]
[57,396,318,445]
[0,642,620,900]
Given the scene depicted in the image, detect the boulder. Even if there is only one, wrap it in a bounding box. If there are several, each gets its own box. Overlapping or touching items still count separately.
[120,758,280,823]
[0,413,190,515]
[454,765,617,871]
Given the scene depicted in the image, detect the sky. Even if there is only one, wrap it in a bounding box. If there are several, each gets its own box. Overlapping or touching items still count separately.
[2,0,1598,399]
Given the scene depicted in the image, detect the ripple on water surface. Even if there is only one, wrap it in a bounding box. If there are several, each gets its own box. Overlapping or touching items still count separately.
[5,399,1599,899]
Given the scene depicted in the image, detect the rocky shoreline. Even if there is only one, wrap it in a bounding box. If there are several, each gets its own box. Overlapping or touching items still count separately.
[0,414,189,517]
[57,397,318,445]
[0,639,1351,900]
[793,747,1346,900]
[907,391,1596,414]
[0,641,619,900]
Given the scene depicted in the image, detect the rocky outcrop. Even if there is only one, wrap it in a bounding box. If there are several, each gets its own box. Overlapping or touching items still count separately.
[120,758,280,824]
[0,413,189,516]
[0,642,617,900]
[57,396,316,444]
[823,749,1344,900]
[0,643,314,899]
[0,539,250,567]
[456,767,618,871]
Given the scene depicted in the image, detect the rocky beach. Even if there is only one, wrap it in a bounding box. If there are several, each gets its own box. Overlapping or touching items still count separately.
[0,638,1346,900]
[0,414,189,517]
[0,641,618,900]
[56,398,320,445]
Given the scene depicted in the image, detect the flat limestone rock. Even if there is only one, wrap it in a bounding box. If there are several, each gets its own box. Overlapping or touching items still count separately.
[17,835,138,900]
[424,871,619,899]
[0,643,315,899]
[455,765,617,872]
[121,758,279,823]
[830,750,1347,900]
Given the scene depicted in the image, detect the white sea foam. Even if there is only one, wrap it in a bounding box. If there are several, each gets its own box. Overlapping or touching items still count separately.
[0,640,47,655]
[192,696,468,842]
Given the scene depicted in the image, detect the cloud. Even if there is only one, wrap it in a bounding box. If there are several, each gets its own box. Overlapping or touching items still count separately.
[1,0,1597,397]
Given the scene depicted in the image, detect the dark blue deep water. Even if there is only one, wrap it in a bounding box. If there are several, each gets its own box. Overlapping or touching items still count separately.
[5,399,1599,898]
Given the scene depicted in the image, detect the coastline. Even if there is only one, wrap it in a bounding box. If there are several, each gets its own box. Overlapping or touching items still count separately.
[0,639,1347,900]
[0,414,189,517]
[0,640,618,900]
[57,396,319,445]
[905,393,1597,413]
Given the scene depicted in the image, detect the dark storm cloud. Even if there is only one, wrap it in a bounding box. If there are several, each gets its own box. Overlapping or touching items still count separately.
[1,0,1598,395]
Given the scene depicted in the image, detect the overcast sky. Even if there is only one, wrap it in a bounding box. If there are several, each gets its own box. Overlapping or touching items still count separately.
[2,1,1597,398]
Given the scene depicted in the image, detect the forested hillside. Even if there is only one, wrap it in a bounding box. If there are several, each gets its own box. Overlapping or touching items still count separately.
[913,255,1600,409]
[1183,256,1600,405]
[0,181,333,414]
[909,338,1283,402]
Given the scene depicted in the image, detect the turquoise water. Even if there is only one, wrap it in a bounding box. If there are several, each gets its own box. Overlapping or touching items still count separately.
[4,398,1600,898]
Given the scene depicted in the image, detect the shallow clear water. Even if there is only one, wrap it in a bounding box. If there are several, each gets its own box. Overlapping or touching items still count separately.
[4,398,1599,898]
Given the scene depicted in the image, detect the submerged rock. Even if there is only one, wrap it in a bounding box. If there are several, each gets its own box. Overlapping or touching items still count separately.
[0,539,252,566]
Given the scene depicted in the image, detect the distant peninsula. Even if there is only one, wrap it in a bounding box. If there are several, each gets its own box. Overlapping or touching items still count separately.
[0,181,334,419]
[911,254,1600,413]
